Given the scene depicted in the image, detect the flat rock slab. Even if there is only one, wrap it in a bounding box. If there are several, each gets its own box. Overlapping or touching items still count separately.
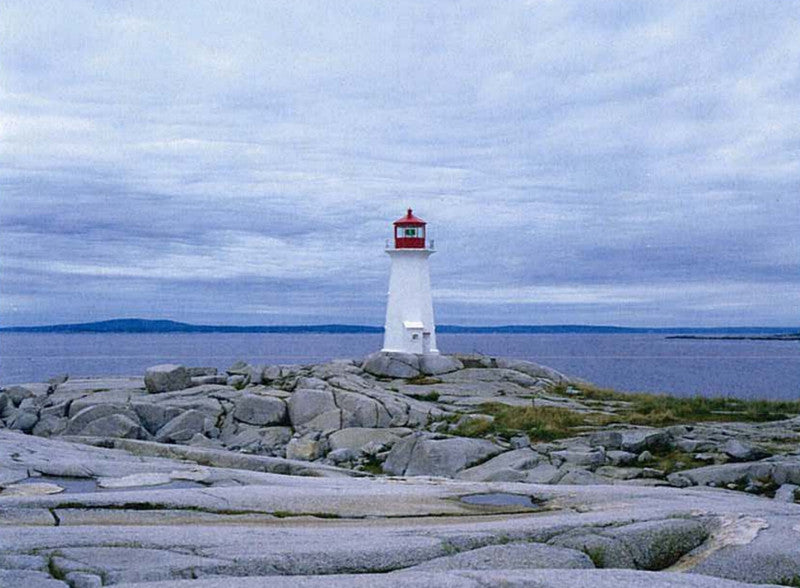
[110,570,774,587]
[0,482,64,497]
[408,542,594,571]
[97,473,173,489]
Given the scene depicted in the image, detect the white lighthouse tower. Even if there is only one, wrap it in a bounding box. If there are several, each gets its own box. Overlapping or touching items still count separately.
[381,209,439,355]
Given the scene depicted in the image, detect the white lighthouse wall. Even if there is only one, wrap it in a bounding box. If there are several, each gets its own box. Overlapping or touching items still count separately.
[382,249,439,355]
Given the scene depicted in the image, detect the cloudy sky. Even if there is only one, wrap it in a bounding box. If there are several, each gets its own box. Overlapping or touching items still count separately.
[1,1,798,327]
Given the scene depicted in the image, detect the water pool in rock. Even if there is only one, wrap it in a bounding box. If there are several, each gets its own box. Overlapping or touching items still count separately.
[460,493,539,507]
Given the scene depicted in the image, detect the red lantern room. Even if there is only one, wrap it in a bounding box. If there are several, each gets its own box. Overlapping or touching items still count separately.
[393,208,426,249]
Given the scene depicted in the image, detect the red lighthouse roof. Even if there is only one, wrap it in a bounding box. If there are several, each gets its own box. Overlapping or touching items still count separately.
[393,208,426,226]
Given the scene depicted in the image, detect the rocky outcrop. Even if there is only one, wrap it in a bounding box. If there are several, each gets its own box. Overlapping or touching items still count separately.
[362,352,463,378]
[144,365,192,393]
[2,353,798,496]
[383,432,504,477]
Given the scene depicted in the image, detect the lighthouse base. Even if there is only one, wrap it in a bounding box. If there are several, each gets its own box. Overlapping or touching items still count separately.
[362,351,463,379]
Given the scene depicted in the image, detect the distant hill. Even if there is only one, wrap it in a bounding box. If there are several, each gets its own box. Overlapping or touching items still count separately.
[0,319,382,334]
[0,318,798,335]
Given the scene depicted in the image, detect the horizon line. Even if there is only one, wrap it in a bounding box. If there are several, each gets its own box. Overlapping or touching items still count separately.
[0,317,798,333]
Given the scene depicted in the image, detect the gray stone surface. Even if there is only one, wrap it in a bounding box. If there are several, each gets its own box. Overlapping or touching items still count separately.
[774,483,799,502]
[456,448,540,482]
[79,414,144,439]
[551,448,605,468]
[328,428,404,453]
[287,388,337,427]
[144,364,192,393]
[286,433,326,461]
[233,395,287,426]
[155,410,206,443]
[621,430,672,453]
[5,355,800,586]
[409,542,595,571]
[494,357,570,382]
[723,439,770,462]
[383,433,503,477]
[419,354,463,376]
[362,351,421,378]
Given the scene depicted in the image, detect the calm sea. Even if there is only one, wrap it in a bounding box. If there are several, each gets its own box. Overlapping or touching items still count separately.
[0,332,798,400]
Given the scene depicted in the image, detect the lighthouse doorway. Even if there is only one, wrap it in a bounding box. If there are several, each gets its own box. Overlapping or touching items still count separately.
[422,332,432,354]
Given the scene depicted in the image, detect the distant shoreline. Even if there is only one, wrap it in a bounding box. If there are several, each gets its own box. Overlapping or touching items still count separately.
[1,318,798,336]
[666,334,800,341]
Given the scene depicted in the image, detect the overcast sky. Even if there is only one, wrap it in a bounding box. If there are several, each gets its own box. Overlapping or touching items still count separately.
[1,1,798,327]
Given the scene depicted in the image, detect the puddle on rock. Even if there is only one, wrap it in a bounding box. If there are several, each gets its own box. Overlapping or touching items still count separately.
[16,476,205,494]
[460,493,539,508]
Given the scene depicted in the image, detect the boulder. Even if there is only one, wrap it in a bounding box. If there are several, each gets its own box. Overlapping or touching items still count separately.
[588,431,623,450]
[286,433,326,461]
[131,403,183,435]
[556,468,608,485]
[0,393,11,419]
[233,395,287,426]
[722,439,770,462]
[328,428,405,453]
[457,448,541,482]
[5,385,35,406]
[262,365,283,383]
[675,438,717,453]
[551,448,606,468]
[328,448,357,464]
[32,415,66,437]
[8,409,38,433]
[774,484,799,502]
[383,432,504,477]
[78,414,143,439]
[191,375,228,386]
[494,358,569,382]
[226,375,248,388]
[66,405,140,436]
[299,409,347,434]
[155,410,206,443]
[419,354,463,375]
[333,390,390,428]
[667,462,775,488]
[607,450,639,466]
[186,367,217,377]
[524,462,561,484]
[596,466,644,480]
[621,430,672,453]
[144,365,192,393]
[287,388,337,427]
[362,352,421,378]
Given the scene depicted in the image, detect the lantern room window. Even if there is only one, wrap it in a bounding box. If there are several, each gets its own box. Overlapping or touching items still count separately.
[396,226,424,238]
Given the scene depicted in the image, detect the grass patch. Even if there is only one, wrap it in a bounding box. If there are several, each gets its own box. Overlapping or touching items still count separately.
[561,382,800,425]
[466,403,587,442]
[452,417,493,438]
[407,376,442,386]
[359,455,384,475]
[637,449,708,474]
[407,390,440,402]
[778,575,800,587]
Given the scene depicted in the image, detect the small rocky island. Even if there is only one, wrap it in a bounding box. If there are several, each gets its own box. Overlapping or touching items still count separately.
[2,352,800,587]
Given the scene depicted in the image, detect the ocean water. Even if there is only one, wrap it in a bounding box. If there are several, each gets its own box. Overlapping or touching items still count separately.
[0,332,798,400]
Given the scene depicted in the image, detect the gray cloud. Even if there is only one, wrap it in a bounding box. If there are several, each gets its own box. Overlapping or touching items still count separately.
[1,1,799,327]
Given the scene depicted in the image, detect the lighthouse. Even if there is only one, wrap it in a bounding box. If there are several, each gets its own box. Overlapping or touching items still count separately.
[381,209,439,355]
